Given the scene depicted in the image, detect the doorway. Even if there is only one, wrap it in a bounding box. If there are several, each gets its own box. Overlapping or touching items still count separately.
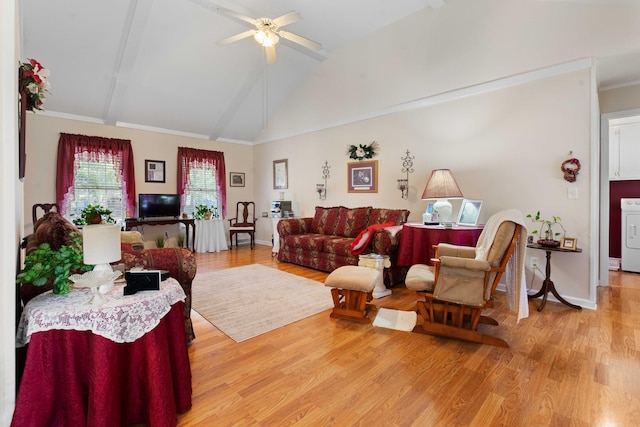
[600,108,640,285]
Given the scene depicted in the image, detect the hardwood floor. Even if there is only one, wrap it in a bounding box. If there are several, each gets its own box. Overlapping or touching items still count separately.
[178,245,640,426]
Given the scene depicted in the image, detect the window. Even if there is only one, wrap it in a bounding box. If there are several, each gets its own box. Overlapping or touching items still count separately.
[177,147,227,219]
[182,164,219,217]
[56,133,136,224]
[69,152,125,224]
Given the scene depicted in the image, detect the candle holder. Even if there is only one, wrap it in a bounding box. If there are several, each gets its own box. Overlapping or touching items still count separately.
[399,149,414,199]
[317,161,330,200]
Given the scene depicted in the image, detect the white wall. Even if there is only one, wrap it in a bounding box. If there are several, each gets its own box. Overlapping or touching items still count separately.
[23,115,254,244]
[600,83,640,114]
[255,68,594,305]
[1,0,18,422]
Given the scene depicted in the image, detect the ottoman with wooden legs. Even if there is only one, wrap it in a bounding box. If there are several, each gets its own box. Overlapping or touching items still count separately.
[324,266,381,323]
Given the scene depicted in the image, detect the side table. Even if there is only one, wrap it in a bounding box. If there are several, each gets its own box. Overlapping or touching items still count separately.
[397,223,484,266]
[358,254,392,299]
[527,243,582,311]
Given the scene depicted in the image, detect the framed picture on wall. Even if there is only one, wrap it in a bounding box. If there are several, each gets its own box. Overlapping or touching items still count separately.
[273,159,288,189]
[347,160,378,193]
[229,172,245,187]
[145,160,166,183]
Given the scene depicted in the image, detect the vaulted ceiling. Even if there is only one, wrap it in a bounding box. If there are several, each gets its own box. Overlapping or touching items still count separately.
[20,0,640,144]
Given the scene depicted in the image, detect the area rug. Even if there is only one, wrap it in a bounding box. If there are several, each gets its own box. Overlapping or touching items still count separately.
[372,307,417,332]
[191,264,333,342]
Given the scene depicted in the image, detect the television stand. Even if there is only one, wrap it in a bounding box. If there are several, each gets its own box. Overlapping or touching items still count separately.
[124,218,195,251]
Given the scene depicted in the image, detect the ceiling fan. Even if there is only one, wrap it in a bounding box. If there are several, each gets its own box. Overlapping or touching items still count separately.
[213,7,323,64]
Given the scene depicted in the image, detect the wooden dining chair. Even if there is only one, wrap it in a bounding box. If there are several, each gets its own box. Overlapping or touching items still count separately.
[32,203,60,225]
[228,201,257,249]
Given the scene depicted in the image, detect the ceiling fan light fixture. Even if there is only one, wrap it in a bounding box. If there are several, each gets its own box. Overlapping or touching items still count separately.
[254,29,279,47]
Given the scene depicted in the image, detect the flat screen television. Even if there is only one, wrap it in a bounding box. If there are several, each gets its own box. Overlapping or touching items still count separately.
[138,194,181,219]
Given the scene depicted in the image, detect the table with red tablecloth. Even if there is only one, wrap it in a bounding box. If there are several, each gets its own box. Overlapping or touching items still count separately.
[12,278,192,427]
[397,223,484,266]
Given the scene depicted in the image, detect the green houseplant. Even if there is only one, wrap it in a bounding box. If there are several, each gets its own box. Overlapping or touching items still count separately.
[72,204,115,225]
[526,211,566,247]
[193,204,210,220]
[16,233,93,295]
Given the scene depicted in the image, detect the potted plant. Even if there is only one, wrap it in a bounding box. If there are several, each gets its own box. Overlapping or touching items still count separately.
[526,211,566,247]
[72,204,115,225]
[176,233,185,248]
[155,235,165,248]
[193,204,210,220]
[16,233,93,295]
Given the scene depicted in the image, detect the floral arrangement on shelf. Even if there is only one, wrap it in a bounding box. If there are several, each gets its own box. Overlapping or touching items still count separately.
[18,58,50,111]
[526,211,566,246]
[347,140,379,161]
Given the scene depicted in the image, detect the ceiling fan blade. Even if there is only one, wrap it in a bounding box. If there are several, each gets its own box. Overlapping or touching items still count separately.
[216,6,258,27]
[265,45,277,64]
[217,30,256,46]
[278,31,322,51]
[272,11,301,28]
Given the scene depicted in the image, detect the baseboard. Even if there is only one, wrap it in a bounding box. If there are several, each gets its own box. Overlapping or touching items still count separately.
[495,284,597,310]
[609,257,621,271]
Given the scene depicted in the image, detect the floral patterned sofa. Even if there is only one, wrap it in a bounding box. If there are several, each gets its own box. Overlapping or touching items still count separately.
[277,206,409,283]
[19,212,197,342]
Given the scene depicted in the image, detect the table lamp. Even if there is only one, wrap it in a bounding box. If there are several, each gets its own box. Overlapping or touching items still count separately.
[421,169,463,224]
[82,224,121,294]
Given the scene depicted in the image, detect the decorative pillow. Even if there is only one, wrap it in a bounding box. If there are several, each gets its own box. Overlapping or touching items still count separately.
[33,211,79,251]
[368,208,410,227]
[311,206,340,235]
[334,206,372,238]
[350,221,394,255]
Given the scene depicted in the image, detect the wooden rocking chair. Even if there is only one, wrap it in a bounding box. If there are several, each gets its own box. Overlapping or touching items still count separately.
[406,214,523,348]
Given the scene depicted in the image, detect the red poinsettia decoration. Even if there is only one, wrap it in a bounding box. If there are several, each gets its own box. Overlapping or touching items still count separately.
[18,58,50,111]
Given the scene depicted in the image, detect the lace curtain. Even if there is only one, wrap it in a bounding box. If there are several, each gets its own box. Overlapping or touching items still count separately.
[177,147,227,219]
[56,133,136,216]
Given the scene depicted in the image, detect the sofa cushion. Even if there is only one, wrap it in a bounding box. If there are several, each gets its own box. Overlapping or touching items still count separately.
[285,234,328,252]
[334,206,371,238]
[311,206,341,235]
[324,236,355,257]
[368,208,409,227]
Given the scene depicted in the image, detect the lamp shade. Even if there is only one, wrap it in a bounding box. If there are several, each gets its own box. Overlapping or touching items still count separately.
[421,169,463,200]
[82,224,121,265]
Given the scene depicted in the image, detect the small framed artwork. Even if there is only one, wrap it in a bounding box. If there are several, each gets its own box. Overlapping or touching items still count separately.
[561,237,578,251]
[456,199,483,226]
[145,160,166,183]
[229,172,245,187]
[348,160,378,193]
[273,159,288,189]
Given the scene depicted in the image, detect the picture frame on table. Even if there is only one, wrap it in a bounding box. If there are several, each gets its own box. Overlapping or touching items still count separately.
[145,160,166,183]
[347,160,378,193]
[229,172,245,187]
[273,159,288,189]
[561,237,578,251]
[456,199,483,226]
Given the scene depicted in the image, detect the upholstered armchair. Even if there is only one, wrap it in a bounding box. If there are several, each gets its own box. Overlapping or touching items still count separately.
[405,210,526,347]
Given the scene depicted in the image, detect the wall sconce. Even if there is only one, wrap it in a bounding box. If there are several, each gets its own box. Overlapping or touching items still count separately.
[317,161,330,200]
[397,149,414,199]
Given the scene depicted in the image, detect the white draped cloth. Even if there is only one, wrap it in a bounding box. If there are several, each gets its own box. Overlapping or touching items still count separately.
[16,278,186,346]
[474,209,529,322]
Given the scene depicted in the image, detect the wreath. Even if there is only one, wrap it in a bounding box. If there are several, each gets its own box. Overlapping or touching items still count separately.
[561,157,581,183]
[347,140,379,161]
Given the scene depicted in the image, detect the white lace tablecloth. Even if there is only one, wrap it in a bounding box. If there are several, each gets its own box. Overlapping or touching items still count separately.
[16,277,186,346]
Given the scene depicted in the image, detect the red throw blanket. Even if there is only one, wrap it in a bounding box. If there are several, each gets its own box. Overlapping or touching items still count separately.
[350,221,395,255]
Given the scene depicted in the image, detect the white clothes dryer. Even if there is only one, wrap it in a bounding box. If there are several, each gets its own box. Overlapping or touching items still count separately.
[621,198,640,273]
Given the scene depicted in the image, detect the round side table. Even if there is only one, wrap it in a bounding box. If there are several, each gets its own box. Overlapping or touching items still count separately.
[358,254,392,299]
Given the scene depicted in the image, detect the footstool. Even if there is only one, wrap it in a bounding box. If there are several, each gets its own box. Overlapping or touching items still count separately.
[324,265,381,323]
